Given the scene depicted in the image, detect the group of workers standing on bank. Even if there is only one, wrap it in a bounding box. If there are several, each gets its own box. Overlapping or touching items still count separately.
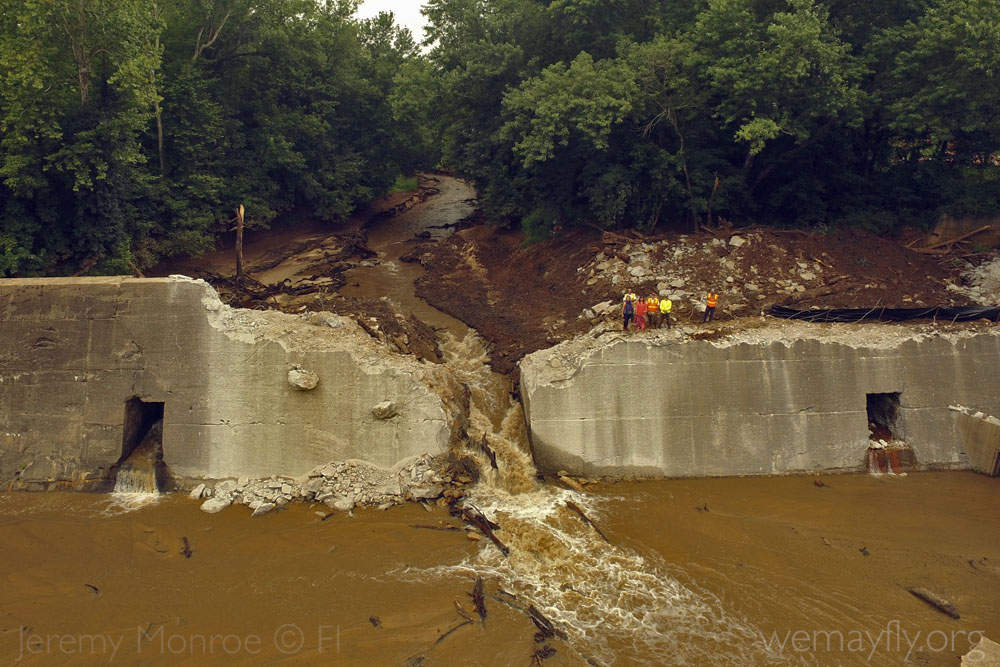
[621,289,718,331]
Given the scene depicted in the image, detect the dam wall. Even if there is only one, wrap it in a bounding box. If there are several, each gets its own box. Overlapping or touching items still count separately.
[0,277,463,488]
[520,323,1000,477]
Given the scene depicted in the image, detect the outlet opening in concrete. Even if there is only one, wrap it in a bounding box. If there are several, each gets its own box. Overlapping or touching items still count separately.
[121,398,164,461]
[867,392,901,441]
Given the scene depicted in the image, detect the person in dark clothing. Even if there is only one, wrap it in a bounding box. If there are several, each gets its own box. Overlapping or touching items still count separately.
[622,294,635,331]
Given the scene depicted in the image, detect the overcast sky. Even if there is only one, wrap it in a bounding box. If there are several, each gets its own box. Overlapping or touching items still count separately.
[356,1,429,42]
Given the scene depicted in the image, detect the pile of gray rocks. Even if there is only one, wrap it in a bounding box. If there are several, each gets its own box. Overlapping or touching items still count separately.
[194,454,452,516]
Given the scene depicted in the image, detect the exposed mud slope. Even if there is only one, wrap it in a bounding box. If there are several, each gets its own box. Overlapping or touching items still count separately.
[151,179,443,362]
[414,224,997,373]
[411,226,603,375]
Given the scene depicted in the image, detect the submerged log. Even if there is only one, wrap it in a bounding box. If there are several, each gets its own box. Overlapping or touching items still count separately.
[409,524,463,532]
[470,576,487,622]
[907,587,960,619]
[434,619,472,645]
[527,605,568,641]
[565,501,610,543]
[181,537,193,558]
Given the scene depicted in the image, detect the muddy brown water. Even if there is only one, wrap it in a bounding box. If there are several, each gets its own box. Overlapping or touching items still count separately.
[4,179,998,665]
[1,474,997,665]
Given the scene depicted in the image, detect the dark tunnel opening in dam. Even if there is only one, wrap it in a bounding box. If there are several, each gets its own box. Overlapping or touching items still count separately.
[113,398,167,492]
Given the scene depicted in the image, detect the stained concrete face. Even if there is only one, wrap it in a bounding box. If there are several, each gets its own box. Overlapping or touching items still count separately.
[520,323,1000,477]
[952,406,1000,476]
[0,277,464,487]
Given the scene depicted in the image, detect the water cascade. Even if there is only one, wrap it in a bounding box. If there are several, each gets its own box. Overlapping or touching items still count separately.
[341,176,788,663]
[110,420,164,509]
[421,331,787,665]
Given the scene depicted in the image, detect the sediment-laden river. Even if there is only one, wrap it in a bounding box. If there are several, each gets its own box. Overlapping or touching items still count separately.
[1,473,997,665]
[2,178,997,666]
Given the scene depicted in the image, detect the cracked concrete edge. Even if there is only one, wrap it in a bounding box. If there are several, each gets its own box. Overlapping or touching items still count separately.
[169,275,447,388]
[521,319,1000,390]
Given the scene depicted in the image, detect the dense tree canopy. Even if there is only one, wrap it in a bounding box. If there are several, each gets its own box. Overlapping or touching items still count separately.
[1,0,997,274]
[0,0,419,275]
[422,0,1000,238]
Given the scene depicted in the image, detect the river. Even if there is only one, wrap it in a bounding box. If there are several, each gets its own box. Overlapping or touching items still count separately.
[2,177,997,666]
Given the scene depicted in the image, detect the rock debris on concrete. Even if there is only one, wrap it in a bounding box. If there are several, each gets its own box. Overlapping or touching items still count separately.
[199,454,465,514]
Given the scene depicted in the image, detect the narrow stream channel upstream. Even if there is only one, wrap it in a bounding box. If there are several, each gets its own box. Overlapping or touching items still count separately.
[1,180,997,666]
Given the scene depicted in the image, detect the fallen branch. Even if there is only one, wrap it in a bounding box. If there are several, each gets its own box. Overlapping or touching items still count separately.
[486,592,526,614]
[470,576,487,622]
[478,436,498,470]
[907,587,960,619]
[435,619,472,645]
[461,506,510,557]
[181,537,193,558]
[454,600,473,622]
[409,524,463,532]
[565,501,609,543]
[780,275,852,306]
[915,225,992,252]
[527,605,568,641]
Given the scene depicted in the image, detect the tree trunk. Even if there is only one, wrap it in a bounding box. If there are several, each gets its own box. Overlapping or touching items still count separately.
[153,97,165,178]
[235,205,245,281]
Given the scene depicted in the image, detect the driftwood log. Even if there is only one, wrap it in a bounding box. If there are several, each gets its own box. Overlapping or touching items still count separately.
[565,501,610,543]
[462,506,510,557]
[907,587,960,619]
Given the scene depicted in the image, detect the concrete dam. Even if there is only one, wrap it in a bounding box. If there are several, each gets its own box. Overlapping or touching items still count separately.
[2,277,997,488]
[520,322,1000,477]
[1,277,465,489]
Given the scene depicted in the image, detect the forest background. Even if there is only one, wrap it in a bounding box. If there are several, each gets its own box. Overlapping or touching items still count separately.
[0,0,997,276]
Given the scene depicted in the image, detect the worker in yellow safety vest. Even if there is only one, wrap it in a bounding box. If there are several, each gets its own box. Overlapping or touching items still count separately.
[703,290,719,323]
[647,294,660,328]
[660,296,673,328]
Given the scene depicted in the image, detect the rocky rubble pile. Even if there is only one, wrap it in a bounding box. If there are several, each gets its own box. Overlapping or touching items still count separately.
[578,233,832,323]
[950,256,1000,305]
[194,454,469,516]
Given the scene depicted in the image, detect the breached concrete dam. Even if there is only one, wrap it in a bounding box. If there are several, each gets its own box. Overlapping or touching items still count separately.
[1,277,465,488]
[2,277,997,487]
[520,322,1000,477]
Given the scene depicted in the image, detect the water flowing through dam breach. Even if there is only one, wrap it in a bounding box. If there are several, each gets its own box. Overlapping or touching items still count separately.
[343,177,782,663]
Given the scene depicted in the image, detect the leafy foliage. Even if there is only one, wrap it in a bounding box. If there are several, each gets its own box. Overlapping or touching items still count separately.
[421,0,998,233]
[0,0,423,275]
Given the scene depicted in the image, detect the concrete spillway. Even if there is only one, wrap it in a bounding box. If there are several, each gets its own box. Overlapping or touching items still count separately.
[519,322,1000,477]
[0,277,465,488]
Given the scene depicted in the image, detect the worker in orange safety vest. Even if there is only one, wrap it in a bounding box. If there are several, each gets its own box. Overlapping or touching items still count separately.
[647,294,660,329]
[703,290,719,323]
